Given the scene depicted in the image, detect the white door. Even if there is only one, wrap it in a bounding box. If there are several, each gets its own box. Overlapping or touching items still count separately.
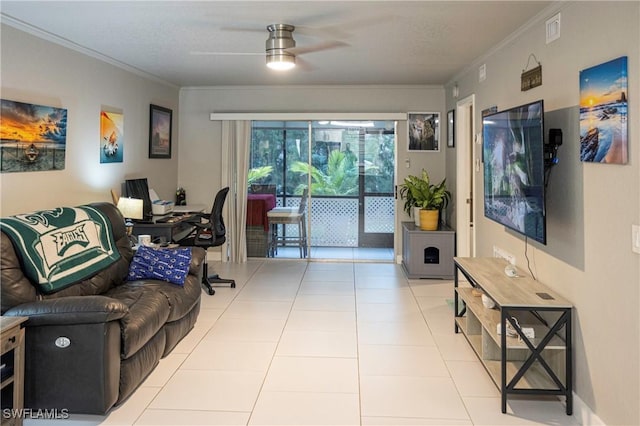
[455,95,476,257]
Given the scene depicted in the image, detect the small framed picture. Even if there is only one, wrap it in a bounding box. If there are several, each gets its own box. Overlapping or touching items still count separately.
[149,104,172,158]
[447,109,455,148]
[408,112,440,151]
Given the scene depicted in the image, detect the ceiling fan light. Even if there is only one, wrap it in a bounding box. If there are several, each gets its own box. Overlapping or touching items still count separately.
[266,53,296,71]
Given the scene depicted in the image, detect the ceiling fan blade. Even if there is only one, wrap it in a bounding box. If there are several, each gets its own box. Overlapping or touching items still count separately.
[190,51,263,56]
[219,26,266,33]
[288,40,349,56]
[295,56,315,72]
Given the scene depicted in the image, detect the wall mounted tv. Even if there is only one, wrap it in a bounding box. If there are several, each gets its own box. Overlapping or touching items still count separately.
[483,100,546,244]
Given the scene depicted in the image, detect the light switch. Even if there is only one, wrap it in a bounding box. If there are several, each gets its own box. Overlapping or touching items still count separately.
[632,224,640,254]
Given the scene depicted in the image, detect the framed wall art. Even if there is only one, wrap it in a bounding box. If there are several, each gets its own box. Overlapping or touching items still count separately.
[579,56,628,164]
[447,109,455,148]
[408,112,440,151]
[100,110,123,163]
[149,104,172,159]
[0,99,67,173]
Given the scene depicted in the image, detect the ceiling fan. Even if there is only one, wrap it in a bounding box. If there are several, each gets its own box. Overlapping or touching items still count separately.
[190,23,349,71]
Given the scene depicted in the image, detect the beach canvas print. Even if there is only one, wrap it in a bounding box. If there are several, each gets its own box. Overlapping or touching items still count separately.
[100,111,123,163]
[579,56,628,164]
[0,99,67,173]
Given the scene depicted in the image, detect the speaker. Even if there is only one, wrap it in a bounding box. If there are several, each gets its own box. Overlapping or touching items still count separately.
[544,128,562,169]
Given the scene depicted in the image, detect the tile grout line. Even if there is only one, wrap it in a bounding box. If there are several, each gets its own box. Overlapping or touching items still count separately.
[244,260,309,425]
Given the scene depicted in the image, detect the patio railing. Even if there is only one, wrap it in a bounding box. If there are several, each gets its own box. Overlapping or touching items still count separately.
[276,195,394,247]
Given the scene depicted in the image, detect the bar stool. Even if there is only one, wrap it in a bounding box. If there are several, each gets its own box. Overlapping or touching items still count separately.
[267,188,308,258]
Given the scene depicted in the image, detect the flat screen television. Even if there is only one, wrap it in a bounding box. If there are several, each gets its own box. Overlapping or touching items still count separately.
[124,178,153,222]
[483,100,546,244]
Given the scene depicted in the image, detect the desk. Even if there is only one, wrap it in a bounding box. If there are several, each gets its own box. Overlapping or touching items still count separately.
[173,204,206,214]
[132,214,196,243]
[247,194,276,231]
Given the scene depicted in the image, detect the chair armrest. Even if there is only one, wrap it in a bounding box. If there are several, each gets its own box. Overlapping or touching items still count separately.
[3,295,128,326]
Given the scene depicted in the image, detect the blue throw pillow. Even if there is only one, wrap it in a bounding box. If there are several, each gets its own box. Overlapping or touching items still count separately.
[128,246,192,286]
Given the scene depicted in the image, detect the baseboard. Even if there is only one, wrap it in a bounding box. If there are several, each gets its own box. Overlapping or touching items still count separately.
[567,392,605,425]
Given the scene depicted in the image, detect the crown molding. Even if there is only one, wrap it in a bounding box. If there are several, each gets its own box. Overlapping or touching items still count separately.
[1,13,178,89]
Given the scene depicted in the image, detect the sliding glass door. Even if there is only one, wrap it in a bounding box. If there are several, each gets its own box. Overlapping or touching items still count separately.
[248,120,395,260]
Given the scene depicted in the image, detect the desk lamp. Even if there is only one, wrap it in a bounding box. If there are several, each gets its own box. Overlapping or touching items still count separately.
[116,197,143,246]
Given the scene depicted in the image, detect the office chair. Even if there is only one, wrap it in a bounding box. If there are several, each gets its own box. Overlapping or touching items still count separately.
[177,187,236,295]
[267,187,308,258]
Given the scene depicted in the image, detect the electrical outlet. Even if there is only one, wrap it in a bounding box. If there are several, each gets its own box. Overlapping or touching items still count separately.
[633,224,640,254]
[493,246,516,265]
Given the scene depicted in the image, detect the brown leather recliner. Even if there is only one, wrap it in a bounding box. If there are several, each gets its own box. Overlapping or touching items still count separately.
[1,202,205,414]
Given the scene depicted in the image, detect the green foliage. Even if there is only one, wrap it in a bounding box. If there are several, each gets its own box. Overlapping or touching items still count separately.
[398,169,451,214]
[290,150,358,196]
[247,166,273,185]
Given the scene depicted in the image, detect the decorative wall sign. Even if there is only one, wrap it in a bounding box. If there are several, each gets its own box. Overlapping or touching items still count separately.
[100,111,123,163]
[149,104,172,159]
[408,112,440,151]
[0,99,67,173]
[521,54,542,91]
[579,56,628,164]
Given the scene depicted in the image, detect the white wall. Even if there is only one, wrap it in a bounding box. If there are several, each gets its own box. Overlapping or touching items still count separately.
[0,25,180,216]
[445,2,639,424]
[178,85,445,255]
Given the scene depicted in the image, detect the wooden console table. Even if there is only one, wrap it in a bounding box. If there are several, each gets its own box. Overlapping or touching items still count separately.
[453,257,573,415]
[1,316,28,426]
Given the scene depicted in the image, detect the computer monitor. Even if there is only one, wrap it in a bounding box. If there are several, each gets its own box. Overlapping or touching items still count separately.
[124,178,153,221]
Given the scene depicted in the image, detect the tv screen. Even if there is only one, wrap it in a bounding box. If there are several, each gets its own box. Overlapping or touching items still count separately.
[483,100,546,244]
[124,178,153,221]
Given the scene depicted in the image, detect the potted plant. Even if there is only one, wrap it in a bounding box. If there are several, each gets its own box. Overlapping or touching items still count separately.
[398,169,451,230]
[247,165,273,191]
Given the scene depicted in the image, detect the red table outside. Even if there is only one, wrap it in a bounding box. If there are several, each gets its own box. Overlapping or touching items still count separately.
[247,193,276,231]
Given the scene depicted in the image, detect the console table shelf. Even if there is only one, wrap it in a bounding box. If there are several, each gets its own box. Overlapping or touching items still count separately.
[1,316,27,426]
[453,257,573,415]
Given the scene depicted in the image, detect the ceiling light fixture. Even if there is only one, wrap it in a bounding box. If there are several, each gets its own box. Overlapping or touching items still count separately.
[266,24,296,71]
[266,52,296,70]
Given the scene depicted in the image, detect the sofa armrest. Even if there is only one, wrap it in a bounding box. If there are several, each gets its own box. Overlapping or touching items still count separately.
[188,247,206,276]
[3,295,128,326]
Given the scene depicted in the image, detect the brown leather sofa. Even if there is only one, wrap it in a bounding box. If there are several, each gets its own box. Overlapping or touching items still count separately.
[0,202,205,414]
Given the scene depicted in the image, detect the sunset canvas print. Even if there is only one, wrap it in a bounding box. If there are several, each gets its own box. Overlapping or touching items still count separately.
[579,56,628,164]
[100,111,123,163]
[0,99,67,173]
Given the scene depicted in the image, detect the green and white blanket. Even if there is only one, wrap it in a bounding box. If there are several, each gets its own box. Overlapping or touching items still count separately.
[0,205,121,294]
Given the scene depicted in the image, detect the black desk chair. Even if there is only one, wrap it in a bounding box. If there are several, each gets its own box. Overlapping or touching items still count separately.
[177,187,236,295]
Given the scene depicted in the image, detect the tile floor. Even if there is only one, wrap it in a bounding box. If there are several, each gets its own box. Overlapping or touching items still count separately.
[26,260,578,426]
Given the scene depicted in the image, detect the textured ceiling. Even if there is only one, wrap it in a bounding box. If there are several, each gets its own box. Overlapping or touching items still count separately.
[1,1,553,87]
